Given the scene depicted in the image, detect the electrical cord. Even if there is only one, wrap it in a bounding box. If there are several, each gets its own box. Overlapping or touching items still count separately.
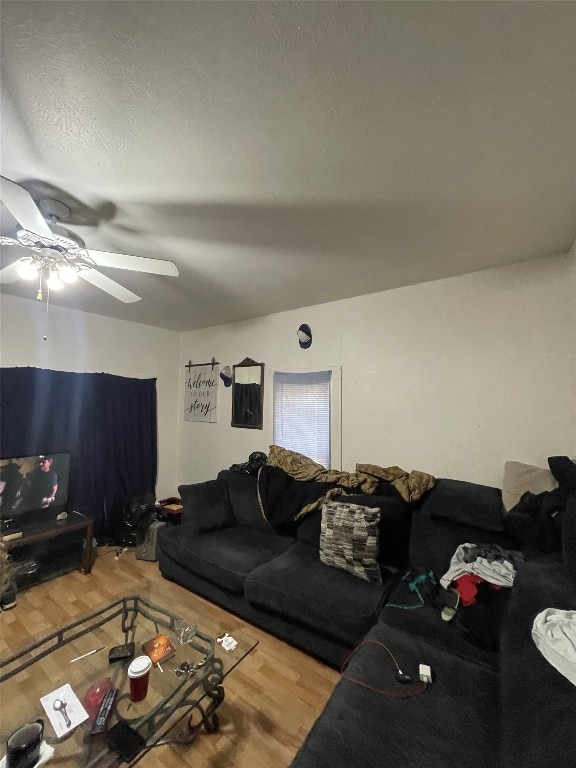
[387,569,438,610]
[341,638,430,698]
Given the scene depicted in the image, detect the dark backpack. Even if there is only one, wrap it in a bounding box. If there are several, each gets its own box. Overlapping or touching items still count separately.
[229,451,268,476]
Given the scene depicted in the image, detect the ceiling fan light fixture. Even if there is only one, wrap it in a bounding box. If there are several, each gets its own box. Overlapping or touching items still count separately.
[58,263,79,284]
[46,269,64,291]
[1,176,178,304]
[17,258,40,280]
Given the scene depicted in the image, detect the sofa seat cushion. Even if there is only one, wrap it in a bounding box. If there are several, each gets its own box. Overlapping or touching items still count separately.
[159,526,294,593]
[290,619,500,768]
[382,576,504,662]
[245,542,388,645]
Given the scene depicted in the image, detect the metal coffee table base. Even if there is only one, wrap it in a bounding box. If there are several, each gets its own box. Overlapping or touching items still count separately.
[1,591,258,767]
[143,657,225,746]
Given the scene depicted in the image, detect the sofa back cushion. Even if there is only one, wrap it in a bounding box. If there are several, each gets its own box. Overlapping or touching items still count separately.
[178,479,234,534]
[218,470,277,533]
[296,510,322,547]
[298,493,411,569]
[419,478,505,532]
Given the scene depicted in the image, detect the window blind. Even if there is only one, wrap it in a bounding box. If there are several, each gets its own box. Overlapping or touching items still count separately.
[273,370,332,467]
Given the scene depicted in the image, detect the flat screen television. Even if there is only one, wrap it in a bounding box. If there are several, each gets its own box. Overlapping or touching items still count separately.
[0,452,71,530]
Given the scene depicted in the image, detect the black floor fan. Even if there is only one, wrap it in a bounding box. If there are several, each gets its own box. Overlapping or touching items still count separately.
[109,493,156,547]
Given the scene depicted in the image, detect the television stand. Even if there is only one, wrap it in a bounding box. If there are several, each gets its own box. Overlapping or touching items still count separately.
[1,511,94,586]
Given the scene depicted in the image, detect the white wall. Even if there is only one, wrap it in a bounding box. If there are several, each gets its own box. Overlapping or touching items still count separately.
[0,294,180,499]
[2,253,573,497]
[178,254,575,488]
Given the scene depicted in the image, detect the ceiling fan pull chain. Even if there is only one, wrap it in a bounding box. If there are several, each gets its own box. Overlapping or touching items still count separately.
[37,268,43,301]
[44,278,52,341]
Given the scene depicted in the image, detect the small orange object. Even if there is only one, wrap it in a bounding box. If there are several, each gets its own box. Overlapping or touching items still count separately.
[141,634,176,666]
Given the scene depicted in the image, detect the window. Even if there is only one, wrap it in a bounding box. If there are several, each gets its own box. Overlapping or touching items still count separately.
[273,370,332,466]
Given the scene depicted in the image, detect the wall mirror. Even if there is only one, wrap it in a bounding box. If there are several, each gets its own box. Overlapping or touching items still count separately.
[231,357,265,429]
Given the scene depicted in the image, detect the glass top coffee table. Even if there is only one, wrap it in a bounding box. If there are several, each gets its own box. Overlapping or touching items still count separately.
[0,580,258,766]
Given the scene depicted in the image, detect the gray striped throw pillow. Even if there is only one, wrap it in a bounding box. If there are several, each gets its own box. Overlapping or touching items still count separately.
[319,500,382,584]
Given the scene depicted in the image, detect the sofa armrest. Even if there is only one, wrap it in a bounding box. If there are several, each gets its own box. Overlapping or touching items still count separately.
[177,479,234,534]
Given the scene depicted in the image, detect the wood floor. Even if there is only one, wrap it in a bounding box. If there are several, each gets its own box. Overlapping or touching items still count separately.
[0,547,339,767]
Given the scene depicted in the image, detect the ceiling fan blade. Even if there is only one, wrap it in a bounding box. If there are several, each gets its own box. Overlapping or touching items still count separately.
[0,176,54,240]
[78,268,141,303]
[0,236,20,246]
[87,250,179,276]
[0,260,22,283]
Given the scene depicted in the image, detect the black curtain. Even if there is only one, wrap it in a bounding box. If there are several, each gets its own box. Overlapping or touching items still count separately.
[0,367,157,539]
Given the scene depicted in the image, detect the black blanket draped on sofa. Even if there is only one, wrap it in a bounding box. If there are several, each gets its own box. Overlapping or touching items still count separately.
[257,465,340,528]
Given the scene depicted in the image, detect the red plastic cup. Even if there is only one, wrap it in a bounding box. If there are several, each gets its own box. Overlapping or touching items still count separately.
[128,656,152,702]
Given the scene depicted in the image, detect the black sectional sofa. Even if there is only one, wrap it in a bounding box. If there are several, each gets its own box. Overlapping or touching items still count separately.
[158,469,412,667]
[158,466,576,768]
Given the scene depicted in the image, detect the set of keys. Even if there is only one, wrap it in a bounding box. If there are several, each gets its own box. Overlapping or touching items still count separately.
[174,658,208,678]
[174,631,237,678]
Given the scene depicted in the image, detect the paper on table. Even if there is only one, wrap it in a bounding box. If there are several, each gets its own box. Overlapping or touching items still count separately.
[40,683,89,738]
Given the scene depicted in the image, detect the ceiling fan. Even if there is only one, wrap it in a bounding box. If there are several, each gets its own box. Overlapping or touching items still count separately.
[0,175,178,302]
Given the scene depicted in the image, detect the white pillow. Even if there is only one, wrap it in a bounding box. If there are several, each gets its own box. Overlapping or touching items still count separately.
[502,461,558,512]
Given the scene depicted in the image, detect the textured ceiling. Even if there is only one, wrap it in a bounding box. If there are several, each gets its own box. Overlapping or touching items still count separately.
[1,1,575,331]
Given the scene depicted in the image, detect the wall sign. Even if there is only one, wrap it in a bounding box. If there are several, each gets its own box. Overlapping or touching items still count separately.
[184,360,219,422]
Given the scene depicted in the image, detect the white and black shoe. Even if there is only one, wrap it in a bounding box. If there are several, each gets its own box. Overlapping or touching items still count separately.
[0,581,17,610]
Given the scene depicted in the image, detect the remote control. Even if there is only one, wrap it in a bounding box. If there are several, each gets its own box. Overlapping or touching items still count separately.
[90,687,118,735]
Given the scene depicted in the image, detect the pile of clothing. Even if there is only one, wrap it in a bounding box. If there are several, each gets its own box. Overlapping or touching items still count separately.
[532,608,576,687]
[441,543,524,605]
[440,543,525,650]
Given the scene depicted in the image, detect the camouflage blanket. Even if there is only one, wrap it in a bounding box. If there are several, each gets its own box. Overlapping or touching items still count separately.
[356,463,437,503]
[267,445,436,507]
[267,445,379,493]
